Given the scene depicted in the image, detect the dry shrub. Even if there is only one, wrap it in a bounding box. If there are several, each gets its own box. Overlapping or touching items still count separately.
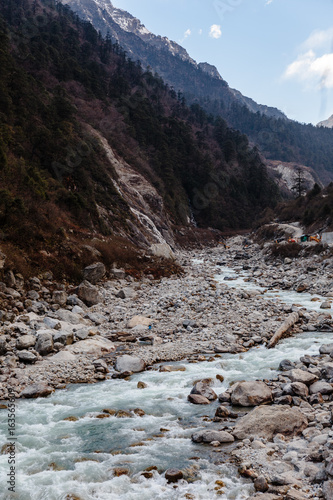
[1,243,83,283]
[301,244,326,256]
[174,226,223,249]
[0,243,33,279]
[93,237,183,279]
[93,237,142,269]
[253,224,285,244]
[1,233,183,284]
[269,242,302,259]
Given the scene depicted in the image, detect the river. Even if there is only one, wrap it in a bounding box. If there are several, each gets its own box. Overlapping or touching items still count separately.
[0,263,331,500]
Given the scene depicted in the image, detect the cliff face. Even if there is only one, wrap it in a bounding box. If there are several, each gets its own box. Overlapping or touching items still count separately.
[266,161,323,198]
[88,127,175,248]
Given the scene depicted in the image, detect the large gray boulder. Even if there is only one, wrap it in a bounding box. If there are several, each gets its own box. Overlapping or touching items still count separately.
[115,355,145,373]
[190,380,217,401]
[233,406,308,441]
[55,309,85,325]
[326,459,333,476]
[48,351,77,362]
[43,317,61,330]
[16,335,36,350]
[77,280,102,306]
[323,481,333,500]
[309,381,333,395]
[285,369,318,385]
[17,351,37,363]
[279,359,296,371]
[53,331,74,346]
[127,315,153,328]
[83,262,106,284]
[116,288,136,300]
[290,382,309,398]
[322,363,333,380]
[52,290,68,306]
[320,344,333,355]
[192,430,234,444]
[65,337,115,356]
[231,381,272,407]
[111,268,126,279]
[74,328,89,341]
[188,394,211,405]
[20,383,54,398]
[35,332,54,356]
[150,243,174,260]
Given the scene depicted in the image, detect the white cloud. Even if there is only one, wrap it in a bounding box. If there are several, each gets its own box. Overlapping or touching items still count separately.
[301,28,333,51]
[283,28,333,89]
[209,24,222,39]
[265,0,273,5]
[179,28,192,43]
[199,29,203,36]
[284,50,333,89]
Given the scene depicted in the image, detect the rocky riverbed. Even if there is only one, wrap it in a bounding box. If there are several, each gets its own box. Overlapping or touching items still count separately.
[1,235,333,499]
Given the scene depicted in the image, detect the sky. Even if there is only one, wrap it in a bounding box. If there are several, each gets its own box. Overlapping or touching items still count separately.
[111,0,333,125]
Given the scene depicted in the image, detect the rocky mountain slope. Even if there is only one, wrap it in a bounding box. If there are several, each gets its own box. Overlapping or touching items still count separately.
[266,161,323,197]
[318,114,333,129]
[64,0,333,185]
[64,0,287,121]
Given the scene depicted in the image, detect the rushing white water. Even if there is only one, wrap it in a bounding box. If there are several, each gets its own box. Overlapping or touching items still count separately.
[215,266,328,312]
[0,363,254,500]
[0,262,332,500]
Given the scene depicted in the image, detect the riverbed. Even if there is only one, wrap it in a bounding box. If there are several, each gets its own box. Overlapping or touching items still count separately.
[1,253,332,500]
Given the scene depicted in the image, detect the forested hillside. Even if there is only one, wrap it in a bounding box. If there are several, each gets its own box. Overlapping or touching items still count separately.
[0,0,279,278]
[276,182,333,232]
[225,104,333,185]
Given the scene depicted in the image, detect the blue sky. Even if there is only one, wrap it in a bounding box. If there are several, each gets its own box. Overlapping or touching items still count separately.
[112,0,333,125]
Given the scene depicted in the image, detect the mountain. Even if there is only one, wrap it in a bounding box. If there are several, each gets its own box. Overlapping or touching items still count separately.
[317,114,333,128]
[0,0,280,280]
[64,0,333,185]
[64,0,287,121]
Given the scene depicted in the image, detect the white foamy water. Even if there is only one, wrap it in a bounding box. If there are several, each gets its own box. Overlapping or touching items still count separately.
[0,262,332,500]
[0,363,254,500]
[215,266,328,313]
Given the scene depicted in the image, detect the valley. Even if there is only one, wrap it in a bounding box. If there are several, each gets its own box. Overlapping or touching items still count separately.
[0,1,333,499]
